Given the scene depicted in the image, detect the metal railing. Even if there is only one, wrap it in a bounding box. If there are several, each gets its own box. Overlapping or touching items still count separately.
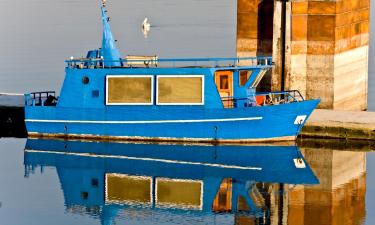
[221,90,305,108]
[65,56,273,69]
[25,91,57,107]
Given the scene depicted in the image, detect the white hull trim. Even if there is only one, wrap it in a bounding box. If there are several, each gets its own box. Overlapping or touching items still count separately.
[25,149,262,171]
[25,117,263,124]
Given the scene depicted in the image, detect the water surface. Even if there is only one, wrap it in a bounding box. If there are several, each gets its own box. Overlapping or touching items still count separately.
[0,138,374,225]
[0,2,374,223]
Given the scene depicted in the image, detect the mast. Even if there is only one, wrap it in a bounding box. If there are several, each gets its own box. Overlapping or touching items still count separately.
[100,0,121,67]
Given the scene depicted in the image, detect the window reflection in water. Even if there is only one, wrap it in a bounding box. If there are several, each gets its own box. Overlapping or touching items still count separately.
[23,138,367,225]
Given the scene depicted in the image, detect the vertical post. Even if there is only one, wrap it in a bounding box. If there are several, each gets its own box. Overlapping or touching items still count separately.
[280,0,286,91]
[272,0,291,92]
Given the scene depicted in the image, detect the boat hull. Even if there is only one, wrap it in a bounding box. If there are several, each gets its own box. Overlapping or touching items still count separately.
[25,99,319,143]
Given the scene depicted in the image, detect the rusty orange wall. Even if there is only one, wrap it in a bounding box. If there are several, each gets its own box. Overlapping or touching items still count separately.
[289,0,369,110]
[238,0,369,109]
[291,0,369,55]
[237,0,274,56]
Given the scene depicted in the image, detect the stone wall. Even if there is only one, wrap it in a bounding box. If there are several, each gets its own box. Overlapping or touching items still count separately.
[237,0,275,91]
[237,0,274,57]
[289,0,370,110]
[238,0,370,110]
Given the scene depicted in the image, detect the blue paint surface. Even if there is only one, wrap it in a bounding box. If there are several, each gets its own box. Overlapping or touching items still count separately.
[1,137,374,225]
[99,3,121,67]
[24,64,319,140]
[22,0,319,141]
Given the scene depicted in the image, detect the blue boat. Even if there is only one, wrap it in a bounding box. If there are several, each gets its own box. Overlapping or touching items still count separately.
[24,139,318,225]
[24,1,320,143]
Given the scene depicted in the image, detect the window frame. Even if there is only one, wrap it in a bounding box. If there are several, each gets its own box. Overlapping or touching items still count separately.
[105,75,154,105]
[156,75,205,106]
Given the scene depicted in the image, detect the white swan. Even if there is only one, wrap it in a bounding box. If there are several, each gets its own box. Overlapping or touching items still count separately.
[142,17,151,31]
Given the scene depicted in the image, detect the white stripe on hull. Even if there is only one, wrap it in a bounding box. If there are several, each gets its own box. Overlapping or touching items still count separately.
[25,149,262,171]
[25,117,262,124]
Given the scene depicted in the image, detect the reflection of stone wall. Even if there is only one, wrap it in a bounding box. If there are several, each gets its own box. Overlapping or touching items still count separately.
[287,149,366,225]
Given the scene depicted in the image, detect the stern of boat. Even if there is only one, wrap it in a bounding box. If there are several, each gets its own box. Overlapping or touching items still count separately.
[24,91,58,135]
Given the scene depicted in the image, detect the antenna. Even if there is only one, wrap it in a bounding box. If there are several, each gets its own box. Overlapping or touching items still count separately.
[100,0,121,67]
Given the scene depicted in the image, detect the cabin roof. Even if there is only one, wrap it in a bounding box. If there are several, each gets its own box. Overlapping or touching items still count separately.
[65,56,273,70]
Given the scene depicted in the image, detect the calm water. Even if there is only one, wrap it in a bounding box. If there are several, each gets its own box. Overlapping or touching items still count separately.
[0,0,375,224]
[0,0,373,109]
[0,138,374,225]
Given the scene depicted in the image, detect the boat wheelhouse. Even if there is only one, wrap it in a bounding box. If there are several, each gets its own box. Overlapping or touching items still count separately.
[24,1,320,143]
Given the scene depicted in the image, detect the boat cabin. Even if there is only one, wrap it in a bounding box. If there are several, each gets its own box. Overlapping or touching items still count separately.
[24,0,304,110]
[25,56,305,110]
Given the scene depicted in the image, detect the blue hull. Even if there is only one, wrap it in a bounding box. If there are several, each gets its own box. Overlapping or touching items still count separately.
[25,99,319,142]
[24,1,319,144]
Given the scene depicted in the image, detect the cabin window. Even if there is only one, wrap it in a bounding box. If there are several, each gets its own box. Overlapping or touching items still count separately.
[239,71,252,86]
[156,75,204,105]
[82,76,90,84]
[106,75,153,105]
[219,75,229,89]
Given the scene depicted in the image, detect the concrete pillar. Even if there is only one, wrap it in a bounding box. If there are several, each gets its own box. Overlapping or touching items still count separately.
[238,0,370,110]
[287,0,370,110]
[271,1,292,91]
[237,0,274,57]
[237,0,275,91]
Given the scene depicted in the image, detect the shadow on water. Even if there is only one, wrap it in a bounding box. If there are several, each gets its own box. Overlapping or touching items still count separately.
[0,94,27,138]
[0,106,27,138]
[24,139,318,225]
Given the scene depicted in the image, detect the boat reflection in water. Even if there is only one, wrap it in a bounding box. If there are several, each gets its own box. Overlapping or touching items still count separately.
[24,139,318,225]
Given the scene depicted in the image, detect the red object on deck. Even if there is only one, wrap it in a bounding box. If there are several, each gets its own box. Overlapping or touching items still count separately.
[256,96,265,106]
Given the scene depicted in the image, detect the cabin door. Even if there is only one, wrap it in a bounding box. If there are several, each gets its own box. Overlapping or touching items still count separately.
[215,71,233,108]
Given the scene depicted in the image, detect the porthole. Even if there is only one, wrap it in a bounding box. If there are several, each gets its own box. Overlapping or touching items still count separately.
[82,76,90,84]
